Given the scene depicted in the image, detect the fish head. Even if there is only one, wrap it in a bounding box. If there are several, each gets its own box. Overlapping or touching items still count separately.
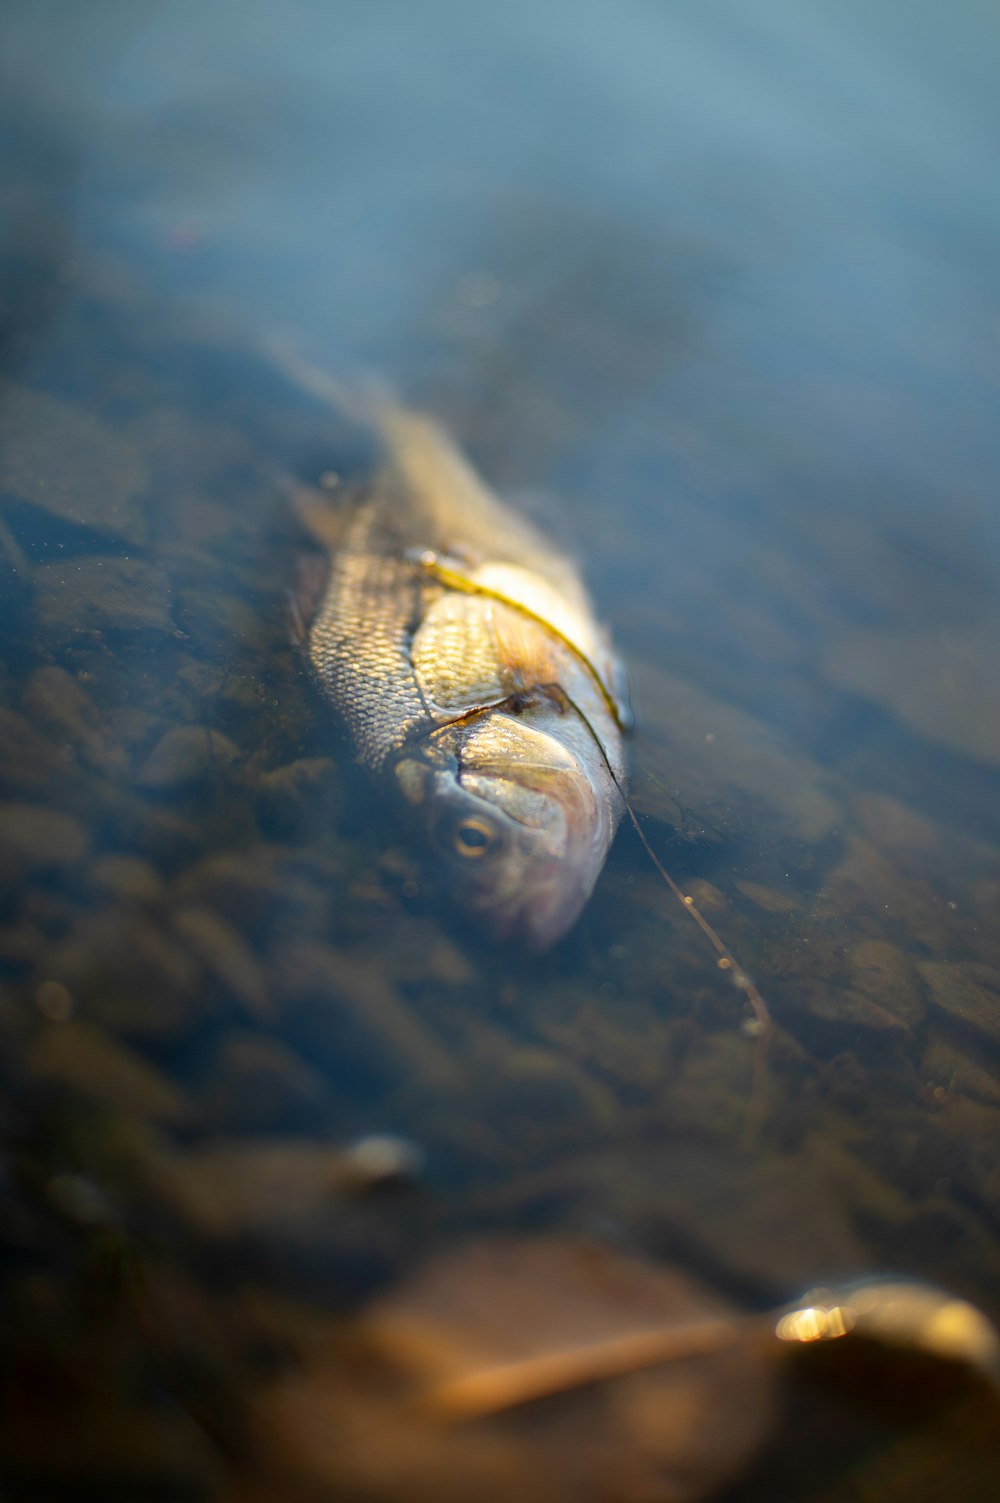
[393,709,622,949]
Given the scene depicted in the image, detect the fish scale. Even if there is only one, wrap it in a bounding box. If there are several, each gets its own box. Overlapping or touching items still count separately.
[410,594,501,718]
[308,503,436,768]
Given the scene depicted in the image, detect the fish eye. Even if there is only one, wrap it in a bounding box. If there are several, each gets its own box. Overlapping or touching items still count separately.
[453,816,496,858]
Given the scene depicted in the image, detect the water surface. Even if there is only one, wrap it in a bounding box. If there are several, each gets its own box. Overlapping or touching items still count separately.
[1,2,999,1498]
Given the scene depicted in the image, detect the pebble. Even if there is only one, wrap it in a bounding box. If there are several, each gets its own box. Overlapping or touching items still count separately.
[27,1021,193,1124]
[151,1139,406,1237]
[136,726,240,788]
[0,379,149,541]
[0,803,87,869]
[0,519,31,601]
[920,962,1000,1047]
[172,905,269,1018]
[173,847,313,931]
[45,911,202,1040]
[32,557,174,633]
[35,980,74,1021]
[201,1031,325,1131]
[0,922,46,968]
[735,880,802,914]
[923,1034,1000,1108]
[257,757,338,833]
[341,1134,426,1189]
[800,981,908,1033]
[0,708,80,801]
[172,584,258,648]
[46,1173,117,1228]
[258,758,337,799]
[89,855,165,903]
[22,666,127,775]
[849,940,926,1031]
[271,940,457,1087]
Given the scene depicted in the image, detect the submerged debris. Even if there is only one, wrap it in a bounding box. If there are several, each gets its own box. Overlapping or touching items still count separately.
[245,1237,777,1503]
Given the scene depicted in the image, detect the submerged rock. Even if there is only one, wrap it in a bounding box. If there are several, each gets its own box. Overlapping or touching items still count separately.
[32,557,175,634]
[22,666,127,775]
[796,940,926,1036]
[924,1034,1000,1109]
[0,379,149,542]
[149,1137,417,1238]
[171,905,269,1018]
[44,911,203,1040]
[89,855,165,903]
[256,757,338,834]
[341,1133,425,1188]
[849,940,926,1031]
[270,940,457,1088]
[27,1020,193,1125]
[136,726,240,787]
[0,802,87,870]
[920,963,1000,1047]
[199,1030,326,1131]
[0,708,80,798]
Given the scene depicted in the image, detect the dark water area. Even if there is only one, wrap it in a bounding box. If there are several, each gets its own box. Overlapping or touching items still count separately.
[2,1,1000,1499]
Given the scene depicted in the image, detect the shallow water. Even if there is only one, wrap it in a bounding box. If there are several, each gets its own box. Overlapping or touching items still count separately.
[1,1,1000,1498]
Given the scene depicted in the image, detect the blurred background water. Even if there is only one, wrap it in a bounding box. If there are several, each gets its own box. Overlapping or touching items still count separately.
[1,2,1000,1499]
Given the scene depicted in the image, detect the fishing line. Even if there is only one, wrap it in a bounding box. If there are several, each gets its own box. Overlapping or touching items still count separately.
[621,762,773,1141]
[547,677,771,1037]
[620,792,770,1035]
[556,685,772,1138]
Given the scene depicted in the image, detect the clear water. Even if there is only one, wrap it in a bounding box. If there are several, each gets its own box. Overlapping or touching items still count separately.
[1,2,999,1498]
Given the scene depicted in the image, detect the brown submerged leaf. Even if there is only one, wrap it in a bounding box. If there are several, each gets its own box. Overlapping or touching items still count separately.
[242,1237,778,1503]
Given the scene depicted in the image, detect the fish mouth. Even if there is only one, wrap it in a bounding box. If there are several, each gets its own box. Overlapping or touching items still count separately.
[479,775,617,951]
[503,863,600,950]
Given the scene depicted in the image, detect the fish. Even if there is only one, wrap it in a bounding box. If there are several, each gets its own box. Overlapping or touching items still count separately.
[293,403,631,949]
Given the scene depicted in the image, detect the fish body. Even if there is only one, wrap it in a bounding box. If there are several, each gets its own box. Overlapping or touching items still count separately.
[297,407,629,949]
